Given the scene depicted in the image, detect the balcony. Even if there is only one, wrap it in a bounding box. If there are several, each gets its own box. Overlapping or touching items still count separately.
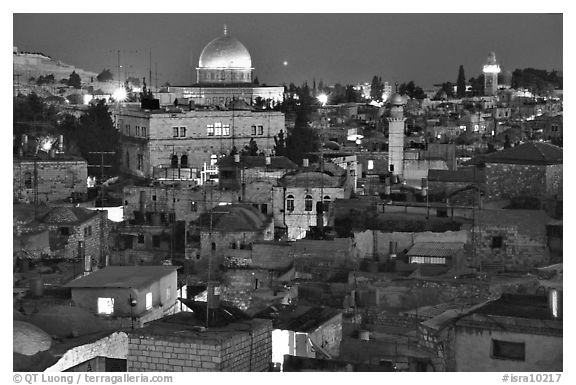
[153,166,196,180]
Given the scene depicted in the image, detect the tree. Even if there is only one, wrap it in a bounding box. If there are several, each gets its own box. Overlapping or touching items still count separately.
[469,75,485,96]
[370,76,383,101]
[68,71,81,89]
[241,137,259,156]
[96,69,114,82]
[253,76,259,85]
[274,129,287,156]
[456,65,466,97]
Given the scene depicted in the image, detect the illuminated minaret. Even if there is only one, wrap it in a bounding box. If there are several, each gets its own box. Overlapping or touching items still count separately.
[483,51,501,96]
[387,93,406,178]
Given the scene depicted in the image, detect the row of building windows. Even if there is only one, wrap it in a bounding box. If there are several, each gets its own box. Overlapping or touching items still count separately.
[207,122,231,136]
[286,195,331,212]
[97,289,172,315]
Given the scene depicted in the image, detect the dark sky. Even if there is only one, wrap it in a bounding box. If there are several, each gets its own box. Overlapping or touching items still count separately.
[13,13,562,88]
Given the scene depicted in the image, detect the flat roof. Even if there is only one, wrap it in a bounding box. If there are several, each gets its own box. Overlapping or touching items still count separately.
[65,266,179,290]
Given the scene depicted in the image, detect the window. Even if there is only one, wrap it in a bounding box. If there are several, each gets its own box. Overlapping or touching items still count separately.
[211,242,216,251]
[207,124,214,136]
[409,256,446,265]
[191,201,198,212]
[97,297,114,315]
[145,292,153,310]
[180,155,188,168]
[323,196,331,212]
[166,287,171,301]
[252,125,257,136]
[261,203,268,214]
[126,152,130,168]
[491,236,503,248]
[152,235,161,247]
[492,340,525,361]
[173,127,179,137]
[24,172,33,188]
[286,195,295,212]
[142,127,147,137]
[137,154,143,171]
[222,124,230,136]
[84,226,92,237]
[171,155,178,168]
[168,213,176,223]
[137,234,145,244]
[152,195,157,201]
[179,127,186,137]
[305,195,313,211]
[215,122,222,136]
[126,124,130,135]
[135,126,140,136]
[59,227,70,236]
[258,125,264,135]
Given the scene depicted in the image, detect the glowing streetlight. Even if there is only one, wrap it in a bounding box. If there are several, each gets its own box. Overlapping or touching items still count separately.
[317,93,328,106]
[112,87,127,102]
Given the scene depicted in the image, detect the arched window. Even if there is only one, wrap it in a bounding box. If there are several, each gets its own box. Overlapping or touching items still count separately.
[286,195,295,212]
[304,195,313,212]
[180,154,188,168]
[171,155,178,168]
[323,195,331,212]
[24,172,33,189]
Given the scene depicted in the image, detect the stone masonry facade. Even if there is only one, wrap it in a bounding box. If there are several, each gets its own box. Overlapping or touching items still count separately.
[127,319,272,372]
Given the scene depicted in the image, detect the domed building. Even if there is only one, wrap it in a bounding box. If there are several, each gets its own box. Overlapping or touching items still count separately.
[168,25,284,108]
[197,25,253,85]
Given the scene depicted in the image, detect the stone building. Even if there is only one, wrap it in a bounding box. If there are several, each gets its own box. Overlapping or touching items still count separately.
[272,166,351,240]
[475,141,562,204]
[472,209,550,272]
[127,312,273,371]
[65,266,180,329]
[117,104,285,179]
[38,206,109,265]
[197,204,274,272]
[13,153,88,204]
[451,293,562,371]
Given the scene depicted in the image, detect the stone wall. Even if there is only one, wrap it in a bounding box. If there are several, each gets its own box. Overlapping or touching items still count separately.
[13,159,88,203]
[485,163,558,202]
[127,319,272,371]
[45,332,128,372]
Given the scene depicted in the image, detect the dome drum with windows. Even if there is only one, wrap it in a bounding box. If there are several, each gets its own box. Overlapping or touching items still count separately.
[196,25,254,85]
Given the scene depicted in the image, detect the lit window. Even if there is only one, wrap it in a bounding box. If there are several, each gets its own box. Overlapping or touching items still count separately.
[207,124,214,136]
[215,122,222,136]
[97,297,114,315]
[191,201,198,212]
[286,195,295,212]
[305,195,313,211]
[223,124,230,136]
[179,127,186,137]
[145,292,152,310]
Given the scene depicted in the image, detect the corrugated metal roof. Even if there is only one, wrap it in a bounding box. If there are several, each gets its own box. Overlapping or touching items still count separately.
[407,242,464,257]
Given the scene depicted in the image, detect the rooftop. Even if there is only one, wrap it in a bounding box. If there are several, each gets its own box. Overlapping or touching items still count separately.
[472,293,555,320]
[40,207,100,226]
[476,141,562,165]
[217,155,297,170]
[407,242,465,257]
[65,266,179,290]
[428,168,486,183]
[254,305,341,332]
[198,204,271,232]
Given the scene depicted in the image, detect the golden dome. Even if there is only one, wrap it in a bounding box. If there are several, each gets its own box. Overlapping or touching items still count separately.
[198,26,252,69]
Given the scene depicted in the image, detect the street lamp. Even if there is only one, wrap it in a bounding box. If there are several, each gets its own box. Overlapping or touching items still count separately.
[317,93,328,106]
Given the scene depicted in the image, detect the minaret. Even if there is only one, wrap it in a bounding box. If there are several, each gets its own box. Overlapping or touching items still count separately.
[223,24,228,36]
[387,93,406,178]
[483,51,501,96]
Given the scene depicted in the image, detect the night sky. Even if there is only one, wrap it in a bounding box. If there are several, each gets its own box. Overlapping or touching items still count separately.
[13,13,562,88]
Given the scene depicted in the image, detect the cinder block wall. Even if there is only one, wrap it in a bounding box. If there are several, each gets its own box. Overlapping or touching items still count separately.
[127,319,272,371]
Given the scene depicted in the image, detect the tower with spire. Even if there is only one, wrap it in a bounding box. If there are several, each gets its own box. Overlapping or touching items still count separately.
[483,51,501,96]
[387,93,406,178]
